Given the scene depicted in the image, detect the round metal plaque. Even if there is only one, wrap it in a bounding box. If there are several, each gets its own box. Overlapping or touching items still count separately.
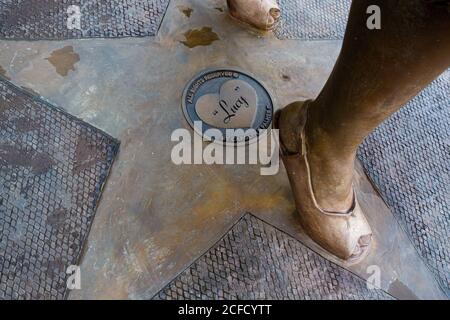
[182,68,274,144]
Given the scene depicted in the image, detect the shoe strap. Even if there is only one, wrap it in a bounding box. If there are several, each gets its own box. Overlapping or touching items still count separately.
[301,103,356,217]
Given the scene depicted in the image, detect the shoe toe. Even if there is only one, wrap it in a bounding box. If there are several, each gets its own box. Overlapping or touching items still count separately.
[347,234,372,264]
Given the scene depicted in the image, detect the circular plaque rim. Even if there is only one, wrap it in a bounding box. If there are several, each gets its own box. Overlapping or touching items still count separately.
[181,67,274,145]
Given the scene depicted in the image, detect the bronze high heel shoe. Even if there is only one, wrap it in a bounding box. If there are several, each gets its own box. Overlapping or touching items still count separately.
[227,0,281,31]
[274,101,373,265]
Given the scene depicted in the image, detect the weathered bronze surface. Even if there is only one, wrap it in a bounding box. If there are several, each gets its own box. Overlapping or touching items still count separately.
[0,0,170,40]
[0,77,119,299]
[0,0,446,300]
[155,214,391,300]
[181,27,220,48]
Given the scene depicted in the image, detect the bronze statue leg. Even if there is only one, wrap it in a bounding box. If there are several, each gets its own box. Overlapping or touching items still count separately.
[280,0,450,212]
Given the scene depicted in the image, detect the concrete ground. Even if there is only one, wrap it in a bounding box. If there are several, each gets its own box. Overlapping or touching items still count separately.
[0,0,445,299]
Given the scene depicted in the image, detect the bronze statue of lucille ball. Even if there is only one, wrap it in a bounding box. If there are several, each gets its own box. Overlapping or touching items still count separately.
[227,0,450,264]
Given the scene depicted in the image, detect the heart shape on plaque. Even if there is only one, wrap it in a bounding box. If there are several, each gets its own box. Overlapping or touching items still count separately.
[195,79,258,129]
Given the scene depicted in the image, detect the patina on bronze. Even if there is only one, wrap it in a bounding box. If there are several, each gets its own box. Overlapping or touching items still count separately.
[155,214,392,300]
[182,68,274,144]
[276,0,450,265]
[0,0,170,40]
[0,77,119,299]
